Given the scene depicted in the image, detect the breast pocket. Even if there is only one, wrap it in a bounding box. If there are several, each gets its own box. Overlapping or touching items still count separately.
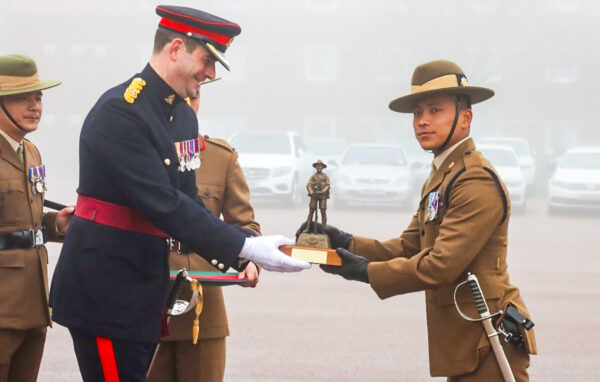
[197,183,224,213]
[0,179,27,226]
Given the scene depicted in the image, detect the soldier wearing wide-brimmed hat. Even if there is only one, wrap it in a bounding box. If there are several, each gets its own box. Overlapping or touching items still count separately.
[309,60,536,381]
[0,54,73,382]
[303,160,330,234]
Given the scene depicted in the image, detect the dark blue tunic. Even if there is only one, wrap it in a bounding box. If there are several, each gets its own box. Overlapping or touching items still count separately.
[50,65,246,342]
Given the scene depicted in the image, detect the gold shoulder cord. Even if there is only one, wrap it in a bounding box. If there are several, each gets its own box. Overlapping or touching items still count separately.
[190,279,204,345]
[124,77,146,104]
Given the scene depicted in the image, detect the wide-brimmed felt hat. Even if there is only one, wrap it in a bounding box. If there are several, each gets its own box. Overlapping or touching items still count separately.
[0,54,61,96]
[389,60,494,113]
[156,5,241,71]
[312,160,327,169]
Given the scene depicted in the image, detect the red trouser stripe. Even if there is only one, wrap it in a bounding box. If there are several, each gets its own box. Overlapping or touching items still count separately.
[96,336,120,382]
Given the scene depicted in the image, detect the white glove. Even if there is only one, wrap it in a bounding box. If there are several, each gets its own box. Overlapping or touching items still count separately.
[239,235,311,272]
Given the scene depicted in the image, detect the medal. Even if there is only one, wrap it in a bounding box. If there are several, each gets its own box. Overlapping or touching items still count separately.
[427,191,440,221]
[28,165,47,195]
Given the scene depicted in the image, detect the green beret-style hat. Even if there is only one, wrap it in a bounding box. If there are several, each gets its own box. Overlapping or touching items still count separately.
[0,54,61,96]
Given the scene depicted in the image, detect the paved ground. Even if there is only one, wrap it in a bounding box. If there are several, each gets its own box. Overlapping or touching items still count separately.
[38,197,600,381]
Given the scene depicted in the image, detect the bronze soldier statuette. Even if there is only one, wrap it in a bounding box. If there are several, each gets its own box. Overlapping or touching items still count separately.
[280,160,341,266]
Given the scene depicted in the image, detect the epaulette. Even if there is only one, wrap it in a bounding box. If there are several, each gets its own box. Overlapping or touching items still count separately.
[204,136,234,153]
[124,77,146,104]
[463,150,483,170]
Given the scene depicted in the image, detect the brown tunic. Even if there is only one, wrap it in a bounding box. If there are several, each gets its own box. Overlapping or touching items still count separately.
[352,138,536,377]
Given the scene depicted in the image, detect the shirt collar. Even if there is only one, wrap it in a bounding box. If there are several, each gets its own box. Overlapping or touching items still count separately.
[140,64,184,116]
[432,136,470,170]
[0,127,21,152]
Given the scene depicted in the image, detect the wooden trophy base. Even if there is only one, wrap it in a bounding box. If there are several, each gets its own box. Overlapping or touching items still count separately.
[280,233,341,266]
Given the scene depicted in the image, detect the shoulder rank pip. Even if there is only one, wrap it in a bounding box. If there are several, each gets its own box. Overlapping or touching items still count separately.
[124,77,146,104]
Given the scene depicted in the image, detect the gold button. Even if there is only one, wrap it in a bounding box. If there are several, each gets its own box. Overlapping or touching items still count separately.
[164,158,171,166]
[448,162,455,169]
[218,263,225,270]
[169,116,174,122]
[211,259,218,266]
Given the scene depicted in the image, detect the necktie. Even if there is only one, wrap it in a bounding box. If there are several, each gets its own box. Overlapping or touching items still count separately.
[425,163,436,188]
[16,143,24,163]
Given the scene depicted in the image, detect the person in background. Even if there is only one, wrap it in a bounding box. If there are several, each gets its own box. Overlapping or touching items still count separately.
[0,54,73,382]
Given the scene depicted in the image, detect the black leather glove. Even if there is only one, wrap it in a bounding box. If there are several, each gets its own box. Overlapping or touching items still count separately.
[320,248,369,283]
[295,222,353,249]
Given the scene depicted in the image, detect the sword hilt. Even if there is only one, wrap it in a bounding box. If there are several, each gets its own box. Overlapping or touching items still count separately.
[166,269,188,313]
[466,273,490,317]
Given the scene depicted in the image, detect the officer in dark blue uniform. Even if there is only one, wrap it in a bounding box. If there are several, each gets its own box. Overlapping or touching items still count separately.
[49,6,309,381]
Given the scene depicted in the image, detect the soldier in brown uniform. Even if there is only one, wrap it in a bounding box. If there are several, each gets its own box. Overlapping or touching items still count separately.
[310,60,537,381]
[148,92,261,382]
[0,54,74,382]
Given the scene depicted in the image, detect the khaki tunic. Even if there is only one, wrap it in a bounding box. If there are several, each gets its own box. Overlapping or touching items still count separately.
[0,136,61,331]
[164,137,260,341]
[352,138,536,377]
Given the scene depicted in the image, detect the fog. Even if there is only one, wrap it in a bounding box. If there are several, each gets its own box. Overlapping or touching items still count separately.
[3,1,600,380]
[1,0,599,213]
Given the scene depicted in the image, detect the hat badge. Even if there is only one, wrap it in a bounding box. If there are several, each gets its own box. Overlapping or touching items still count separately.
[460,76,469,87]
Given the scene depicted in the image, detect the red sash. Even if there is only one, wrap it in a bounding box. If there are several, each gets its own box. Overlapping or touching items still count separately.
[75,194,168,238]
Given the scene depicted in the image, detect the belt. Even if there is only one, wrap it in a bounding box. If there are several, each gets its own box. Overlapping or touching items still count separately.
[0,228,47,250]
[167,239,193,254]
[75,194,169,238]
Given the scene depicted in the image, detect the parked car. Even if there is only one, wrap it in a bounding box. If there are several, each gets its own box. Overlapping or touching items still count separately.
[479,137,536,185]
[478,144,527,211]
[335,144,412,208]
[230,131,313,204]
[547,146,600,213]
[398,140,433,192]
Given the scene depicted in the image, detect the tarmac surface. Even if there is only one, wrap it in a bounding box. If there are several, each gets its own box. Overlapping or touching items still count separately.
[38,197,600,381]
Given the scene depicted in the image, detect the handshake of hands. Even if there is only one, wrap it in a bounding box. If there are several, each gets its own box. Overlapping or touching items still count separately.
[239,223,370,283]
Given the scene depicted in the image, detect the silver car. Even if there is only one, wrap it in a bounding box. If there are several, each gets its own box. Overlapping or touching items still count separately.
[478,144,527,211]
[335,144,411,208]
[480,137,536,185]
[548,146,600,213]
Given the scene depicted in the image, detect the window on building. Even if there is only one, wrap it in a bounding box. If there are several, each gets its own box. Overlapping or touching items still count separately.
[376,48,409,81]
[220,47,247,80]
[43,45,57,57]
[545,0,582,11]
[378,0,409,11]
[218,0,248,9]
[70,45,83,57]
[303,117,336,138]
[304,47,337,81]
[305,0,339,11]
[545,52,577,83]
[199,117,247,141]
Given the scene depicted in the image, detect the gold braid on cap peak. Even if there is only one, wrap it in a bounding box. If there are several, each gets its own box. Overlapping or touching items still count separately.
[124,77,146,104]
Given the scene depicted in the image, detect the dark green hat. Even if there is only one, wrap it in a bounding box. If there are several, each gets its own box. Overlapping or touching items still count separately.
[0,54,61,96]
[389,60,494,113]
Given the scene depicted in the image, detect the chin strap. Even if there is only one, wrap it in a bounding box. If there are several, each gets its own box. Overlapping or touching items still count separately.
[0,97,27,133]
[435,95,461,153]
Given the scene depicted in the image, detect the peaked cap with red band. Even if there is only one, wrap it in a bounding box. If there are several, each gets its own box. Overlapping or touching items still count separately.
[156,5,241,71]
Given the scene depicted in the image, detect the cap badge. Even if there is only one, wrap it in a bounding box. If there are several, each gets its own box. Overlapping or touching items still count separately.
[460,76,469,87]
[124,77,146,104]
[165,94,176,105]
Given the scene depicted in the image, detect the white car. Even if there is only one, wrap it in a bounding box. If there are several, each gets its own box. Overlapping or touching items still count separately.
[480,137,536,185]
[335,144,412,208]
[478,145,527,211]
[548,146,600,213]
[230,132,313,204]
